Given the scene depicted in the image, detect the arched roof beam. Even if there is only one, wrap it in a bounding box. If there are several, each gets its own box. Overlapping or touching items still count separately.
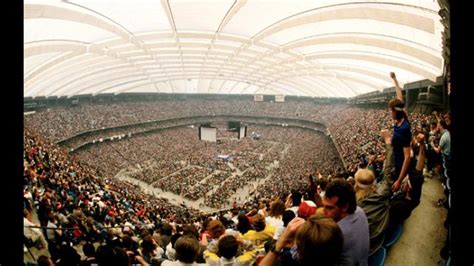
[267,78,329,97]
[25,33,285,88]
[60,72,147,97]
[281,33,442,69]
[56,69,270,97]
[25,4,132,39]
[259,72,380,96]
[250,50,438,91]
[223,2,437,91]
[204,0,249,92]
[46,65,140,97]
[24,40,163,97]
[28,51,395,98]
[304,76,352,98]
[161,0,192,87]
[95,76,269,96]
[283,76,336,97]
[252,3,436,42]
[25,3,163,92]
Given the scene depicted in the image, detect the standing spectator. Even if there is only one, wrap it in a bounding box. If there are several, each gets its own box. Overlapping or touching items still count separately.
[426,121,440,177]
[431,119,451,189]
[389,72,412,193]
[353,129,396,255]
[388,133,427,235]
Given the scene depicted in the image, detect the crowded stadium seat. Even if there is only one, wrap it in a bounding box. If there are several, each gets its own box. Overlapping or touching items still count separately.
[384,223,403,248]
[368,246,386,266]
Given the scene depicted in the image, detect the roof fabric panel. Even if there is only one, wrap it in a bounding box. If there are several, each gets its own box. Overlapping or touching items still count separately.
[24,0,443,98]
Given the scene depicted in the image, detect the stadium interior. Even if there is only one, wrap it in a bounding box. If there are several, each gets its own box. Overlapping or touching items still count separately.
[21,0,467,265]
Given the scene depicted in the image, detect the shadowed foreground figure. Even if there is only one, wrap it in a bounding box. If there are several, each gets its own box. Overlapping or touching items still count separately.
[260,216,346,266]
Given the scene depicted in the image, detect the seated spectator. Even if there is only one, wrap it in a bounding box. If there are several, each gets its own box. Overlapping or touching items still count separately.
[323,179,370,265]
[24,209,48,250]
[201,220,227,251]
[122,235,141,265]
[273,210,295,241]
[162,235,207,265]
[160,223,173,249]
[265,200,285,230]
[165,233,182,261]
[236,214,253,235]
[139,235,165,266]
[243,215,275,248]
[79,242,97,266]
[96,245,130,266]
[55,243,81,266]
[204,235,257,266]
[37,255,55,266]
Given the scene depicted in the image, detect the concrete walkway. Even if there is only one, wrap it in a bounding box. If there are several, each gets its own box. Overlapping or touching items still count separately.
[385,176,448,265]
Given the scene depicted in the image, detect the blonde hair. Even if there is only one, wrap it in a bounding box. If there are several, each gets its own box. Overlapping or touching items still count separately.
[354,168,376,201]
[295,216,343,265]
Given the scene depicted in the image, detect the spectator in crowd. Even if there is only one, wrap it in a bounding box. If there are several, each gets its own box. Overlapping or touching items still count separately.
[388,132,427,235]
[388,72,412,194]
[201,220,227,250]
[204,234,257,266]
[430,119,451,196]
[260,216,344,266]
[243,214,275,248]
[323,179,370,265]
[55,243,81,266]
[162,235,207,266]
[22,98,441,266]
[38,255,56,266]
[265,200,285,230]
[79,242,97,266]
[426,121,440,178]
[24,208,48,263]
[96,245,130,266]
[273,210,296,241]
[353,129,396,255]
[160,223,174,250]
[236,214,253,235]
[285,191,302,215]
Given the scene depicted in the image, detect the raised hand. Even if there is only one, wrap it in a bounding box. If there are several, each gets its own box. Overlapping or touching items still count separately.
[380,129,391,144]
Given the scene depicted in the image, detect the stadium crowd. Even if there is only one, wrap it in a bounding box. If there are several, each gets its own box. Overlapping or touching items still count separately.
[23,96,451,266]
